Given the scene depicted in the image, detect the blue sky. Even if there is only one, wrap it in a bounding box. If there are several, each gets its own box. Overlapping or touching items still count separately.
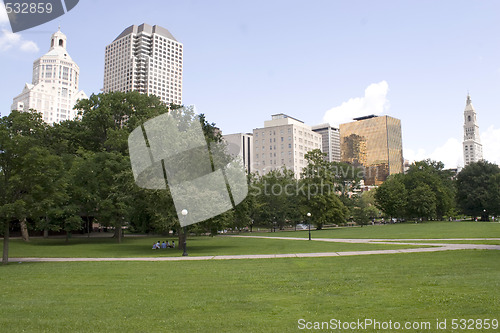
[1,0,499,167]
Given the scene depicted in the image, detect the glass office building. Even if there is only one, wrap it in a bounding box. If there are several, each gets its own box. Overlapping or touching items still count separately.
[339,115,403,186]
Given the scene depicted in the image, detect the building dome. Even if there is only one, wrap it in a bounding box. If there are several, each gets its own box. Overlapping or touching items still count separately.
[50,27,67,50]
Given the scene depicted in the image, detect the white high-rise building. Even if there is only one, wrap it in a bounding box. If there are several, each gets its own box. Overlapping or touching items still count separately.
[463,94,483,166]
[11,28,87,123]
[103,23,183,105]
[223,133,254,174]
[312,123,341,163]
[253,114,322,177]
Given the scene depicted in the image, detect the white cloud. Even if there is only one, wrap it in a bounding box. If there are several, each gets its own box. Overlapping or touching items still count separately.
[404,148,428,164]
[0,3,8,24]
[0,29,39,53]
[429,137,463,168]
[19,40,38,52]
[323,80,390,127]
[405,138,463,169]
[0,3,39,53]
[482,125,500,165]
[404,125,500,169]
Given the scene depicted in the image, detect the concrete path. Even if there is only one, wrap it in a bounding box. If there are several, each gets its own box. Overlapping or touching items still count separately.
[8,236,500,263]
[230,235,500,250]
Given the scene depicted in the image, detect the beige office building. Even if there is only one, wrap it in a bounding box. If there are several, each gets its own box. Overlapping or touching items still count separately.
[340,115,403,186]
[103,23,183,105]
[253,114,322,177]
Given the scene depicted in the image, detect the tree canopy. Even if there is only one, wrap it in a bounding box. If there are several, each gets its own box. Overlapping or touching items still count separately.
[456,161,500,220]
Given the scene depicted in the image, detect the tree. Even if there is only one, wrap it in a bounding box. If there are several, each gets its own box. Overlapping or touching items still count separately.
[456,161,500,220]
[254,168,299,230]
[407,184,437,220]
[0,111,50,263]
[404,160,455,219]
[74,91,171,153]
[308,192,349,229]
[300,150,349,228]
[352,191,381,225]
[374,173,407,219]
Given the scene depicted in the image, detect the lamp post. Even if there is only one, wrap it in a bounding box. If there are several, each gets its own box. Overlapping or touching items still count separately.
[307,212,311,241]
[181,209,188,256]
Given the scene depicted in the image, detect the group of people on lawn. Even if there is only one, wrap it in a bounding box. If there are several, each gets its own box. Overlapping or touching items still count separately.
[152,240,175,249]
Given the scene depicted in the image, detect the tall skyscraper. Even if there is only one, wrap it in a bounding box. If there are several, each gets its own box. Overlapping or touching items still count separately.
[253,114,322,177]
[11,28,87,123]
[223,133,254,174]
[463,94,483,166]
[103,23,183,105]
[312,123,341,163]
[339,115,403,186]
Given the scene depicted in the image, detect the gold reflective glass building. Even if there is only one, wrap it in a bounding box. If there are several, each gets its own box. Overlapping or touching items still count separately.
[339,115,403,186]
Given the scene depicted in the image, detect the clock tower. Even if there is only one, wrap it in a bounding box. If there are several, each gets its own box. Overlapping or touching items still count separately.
[462,94,483,166]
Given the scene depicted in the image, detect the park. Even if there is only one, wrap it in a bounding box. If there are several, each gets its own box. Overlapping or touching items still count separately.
[0,221,499,332]
[1,94,500,332]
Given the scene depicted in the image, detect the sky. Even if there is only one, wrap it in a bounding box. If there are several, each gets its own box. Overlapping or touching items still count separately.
[0,0,499,168]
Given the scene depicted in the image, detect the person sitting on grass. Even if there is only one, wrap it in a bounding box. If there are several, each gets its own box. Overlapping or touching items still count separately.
[171,241,175,248]
[166,241,170,248]
[152,243,157,250]
[161,241,166,249]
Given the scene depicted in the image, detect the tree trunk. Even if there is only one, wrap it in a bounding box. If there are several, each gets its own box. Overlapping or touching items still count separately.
[2,222,9,265]
[43,229,48,238]
[114,225,122,243]
[20,217,29,242]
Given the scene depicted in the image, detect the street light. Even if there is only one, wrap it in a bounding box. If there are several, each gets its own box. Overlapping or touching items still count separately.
[181,209,188,256]
[307,212,311,241]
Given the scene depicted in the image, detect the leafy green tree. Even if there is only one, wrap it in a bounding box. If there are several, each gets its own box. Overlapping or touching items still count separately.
[407,184,437,220]
[404,160,455,219]
[352,191,381,225]
[74,91,171,153]
[456,161,500,220]
[0,111,50,263]
[255,168,298,230]
[374,173,407,219]
[307,193,349,229]
[28,147,70,238]
[72,92,175,242]
[300,150,349,229]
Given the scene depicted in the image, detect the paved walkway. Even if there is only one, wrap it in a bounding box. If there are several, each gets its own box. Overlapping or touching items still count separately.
[8,236,500,263]
[230,235,500,250]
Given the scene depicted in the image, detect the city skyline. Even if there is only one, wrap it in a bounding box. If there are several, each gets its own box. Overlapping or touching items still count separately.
[1,1,499,168]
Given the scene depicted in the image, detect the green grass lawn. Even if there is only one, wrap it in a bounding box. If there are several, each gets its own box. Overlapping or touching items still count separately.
[1,235,425,258]
[253,221,500,239]
[0,250,499,332]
